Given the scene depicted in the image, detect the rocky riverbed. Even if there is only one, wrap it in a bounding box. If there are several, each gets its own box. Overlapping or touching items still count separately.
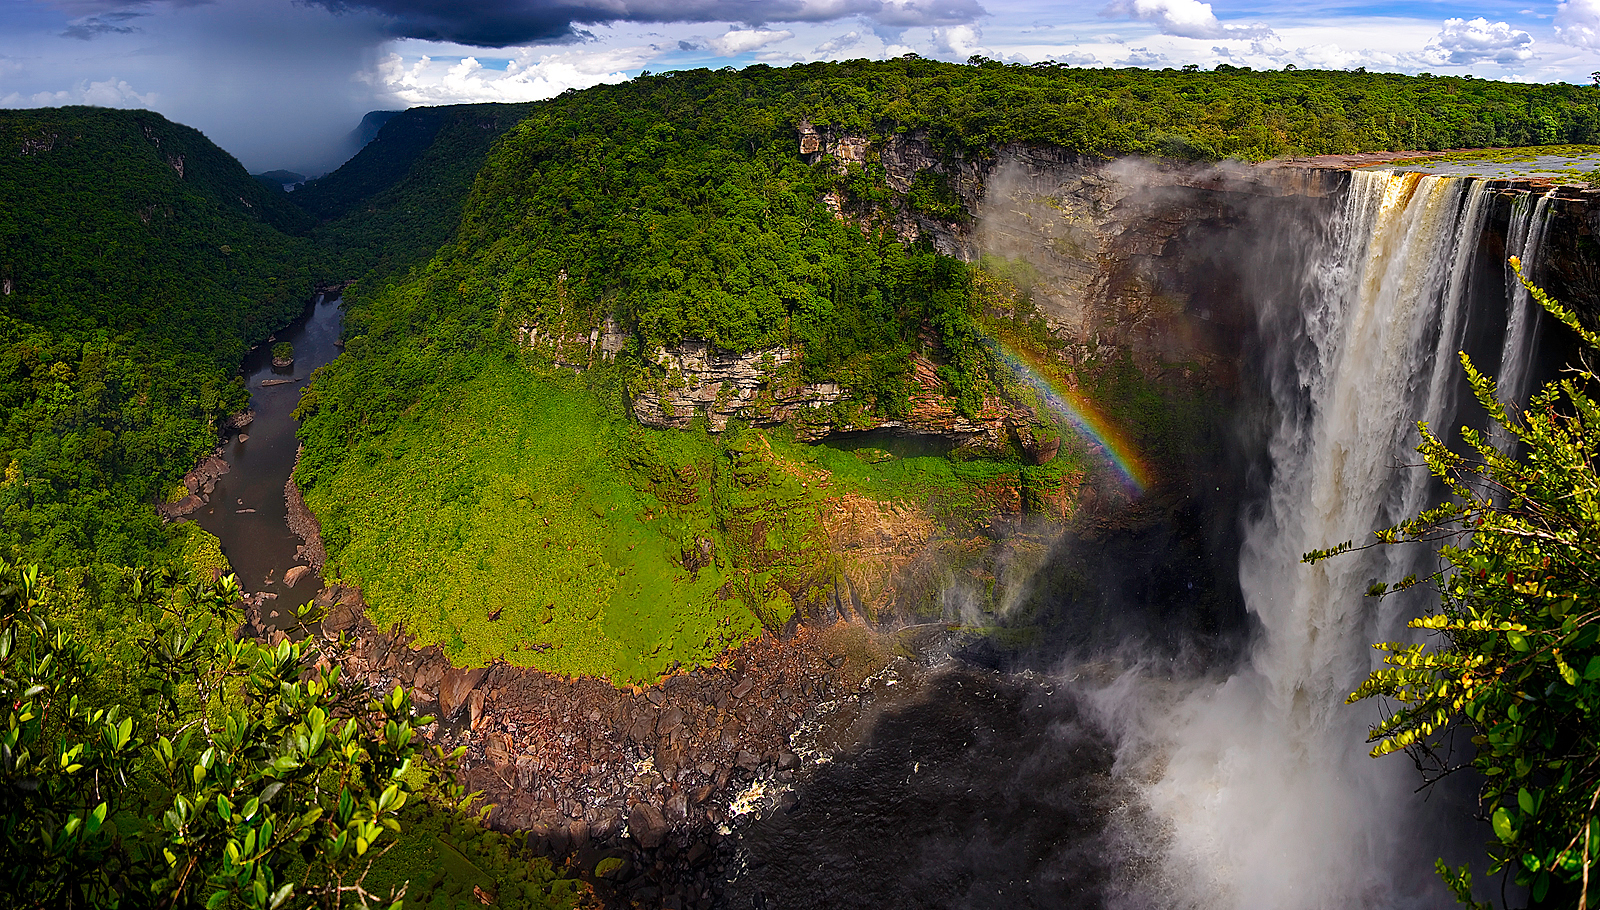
[293,581,912,909]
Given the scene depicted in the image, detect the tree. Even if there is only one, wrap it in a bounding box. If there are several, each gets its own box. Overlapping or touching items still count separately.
[1,558,450,908]
[1313,261,1600,908]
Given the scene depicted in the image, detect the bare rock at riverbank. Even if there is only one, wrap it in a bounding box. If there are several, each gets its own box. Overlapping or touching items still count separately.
[284,459,326,571]
[308,579,901,906]
[158,455,230,519]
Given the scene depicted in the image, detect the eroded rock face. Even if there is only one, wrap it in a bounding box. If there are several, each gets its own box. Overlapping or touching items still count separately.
[630,342,843,431]
[517,314,628,370]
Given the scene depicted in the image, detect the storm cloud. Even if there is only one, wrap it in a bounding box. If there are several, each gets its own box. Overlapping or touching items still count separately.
[306,0,984,47]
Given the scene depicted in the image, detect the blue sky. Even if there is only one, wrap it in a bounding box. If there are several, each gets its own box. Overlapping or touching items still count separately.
[1,0,1596,171]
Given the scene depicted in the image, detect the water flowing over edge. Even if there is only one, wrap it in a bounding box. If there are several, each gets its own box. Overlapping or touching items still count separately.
[1100,170,1548,910]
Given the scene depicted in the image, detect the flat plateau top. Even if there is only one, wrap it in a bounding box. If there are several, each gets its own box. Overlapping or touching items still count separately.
[1270,146,1600,187]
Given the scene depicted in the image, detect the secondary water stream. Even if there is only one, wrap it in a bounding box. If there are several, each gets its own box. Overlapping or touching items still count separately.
[194,293,342,619]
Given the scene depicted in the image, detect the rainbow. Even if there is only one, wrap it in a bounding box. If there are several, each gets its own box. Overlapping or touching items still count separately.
[992,339,1151,494]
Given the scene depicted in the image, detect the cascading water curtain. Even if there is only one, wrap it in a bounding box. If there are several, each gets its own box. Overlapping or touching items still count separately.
[1130,171,1539,910]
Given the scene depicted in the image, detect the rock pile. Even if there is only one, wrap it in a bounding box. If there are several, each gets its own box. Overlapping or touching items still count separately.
[158,454,230,519]
[316,585,882,909]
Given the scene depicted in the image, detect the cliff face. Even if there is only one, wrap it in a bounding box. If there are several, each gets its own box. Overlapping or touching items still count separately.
[1544,189,1600,318]
[595,138,1311,448]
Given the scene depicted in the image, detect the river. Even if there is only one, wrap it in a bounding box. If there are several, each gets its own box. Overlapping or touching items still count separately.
[193,293,342,622]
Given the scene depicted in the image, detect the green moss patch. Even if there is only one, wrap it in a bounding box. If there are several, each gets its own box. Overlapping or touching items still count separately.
[304,362,772,682]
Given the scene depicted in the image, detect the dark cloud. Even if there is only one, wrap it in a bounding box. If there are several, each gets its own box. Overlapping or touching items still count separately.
[304,0,983,47]
[61,9,143,39]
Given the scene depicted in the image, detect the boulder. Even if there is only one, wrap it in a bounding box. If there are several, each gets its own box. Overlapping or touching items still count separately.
[628,803,668,849]
[439,666,489,720]
[413,660,447,693]
[162,494,204,518]
[283,564,315,587]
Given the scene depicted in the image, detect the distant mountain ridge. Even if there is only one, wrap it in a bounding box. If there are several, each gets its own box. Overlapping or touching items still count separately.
[290,102,537,279]
[350,109,403,152]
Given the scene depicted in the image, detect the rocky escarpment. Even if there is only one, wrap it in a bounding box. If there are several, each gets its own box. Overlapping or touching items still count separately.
[591,133,1336,447]
[629,342,843,432]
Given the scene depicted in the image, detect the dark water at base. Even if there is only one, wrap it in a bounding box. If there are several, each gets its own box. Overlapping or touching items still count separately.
[193,295,342,607]
[723,667,1127,910]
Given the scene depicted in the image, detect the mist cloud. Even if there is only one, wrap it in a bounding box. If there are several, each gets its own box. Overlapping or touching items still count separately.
[306,0,984,47]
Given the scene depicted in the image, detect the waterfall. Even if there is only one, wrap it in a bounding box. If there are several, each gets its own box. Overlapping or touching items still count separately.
[1490,189,1557,452]
[1126,171,1542,910]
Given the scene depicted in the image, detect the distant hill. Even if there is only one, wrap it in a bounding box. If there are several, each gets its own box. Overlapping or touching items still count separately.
[253,168,307,191]
[292,103,535,280]
[349,109,402,152]
[0,106,317,565]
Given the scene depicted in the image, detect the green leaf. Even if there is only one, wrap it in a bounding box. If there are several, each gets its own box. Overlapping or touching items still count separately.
[1492,807,1516,843]
[1507,630,1529,652]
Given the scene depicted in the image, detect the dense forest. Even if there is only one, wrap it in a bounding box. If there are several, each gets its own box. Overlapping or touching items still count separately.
[0,107,317,568]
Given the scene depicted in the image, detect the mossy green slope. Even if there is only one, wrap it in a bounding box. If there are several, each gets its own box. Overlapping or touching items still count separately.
[305,363,770,682]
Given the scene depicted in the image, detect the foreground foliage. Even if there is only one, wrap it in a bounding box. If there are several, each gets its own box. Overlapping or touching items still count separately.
[0,558,448,907]
[1333,266,1600,907]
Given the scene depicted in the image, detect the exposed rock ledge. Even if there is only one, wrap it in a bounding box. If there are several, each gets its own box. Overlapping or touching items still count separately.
[157,454,229,519]
[631,342,842,431]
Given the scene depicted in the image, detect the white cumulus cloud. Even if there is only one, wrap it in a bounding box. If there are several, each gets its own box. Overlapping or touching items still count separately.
[1555,0,1600,47]
[815,30,863,54]
[707,28,795,55]
[1118,46,1168,66]
[931,23,986,57]
[1,77,155,108]
[1101,0,1272,39]
[1421,17,1534,65]
[363,45,658,106]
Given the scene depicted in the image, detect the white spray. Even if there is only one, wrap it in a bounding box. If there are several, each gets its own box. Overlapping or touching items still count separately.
[1488,189,1558,455]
